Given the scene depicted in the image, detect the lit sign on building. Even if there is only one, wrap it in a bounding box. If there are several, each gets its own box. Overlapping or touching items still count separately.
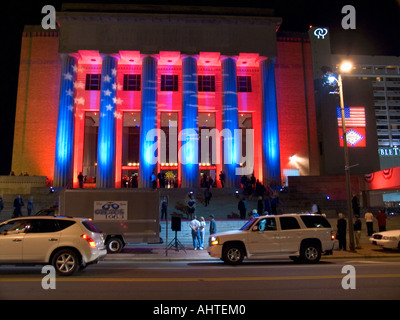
[313,28,328,39]
[337,106,366,147]
[378,147,400,156]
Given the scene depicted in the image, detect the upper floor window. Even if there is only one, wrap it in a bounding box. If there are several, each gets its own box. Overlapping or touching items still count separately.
[85,74,101,91]
[198,75,215,92]
[161,75,179,91]
[123,74,141,91]
[237,76,252,92]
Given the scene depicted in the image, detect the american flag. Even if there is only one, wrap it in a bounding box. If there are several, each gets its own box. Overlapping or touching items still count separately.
[337,107,366,127]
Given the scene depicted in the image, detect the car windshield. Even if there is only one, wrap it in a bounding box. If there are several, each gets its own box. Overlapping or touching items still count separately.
[240,218,257,231]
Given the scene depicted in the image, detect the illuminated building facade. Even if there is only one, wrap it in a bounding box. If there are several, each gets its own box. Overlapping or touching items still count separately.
[12,5,320,188]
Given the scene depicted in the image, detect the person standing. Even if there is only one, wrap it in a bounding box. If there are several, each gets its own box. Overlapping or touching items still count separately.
[219,171,225,188]
[13,195,24,218]
[150,172,157,189]
[209,214,217,235]
[186,193,196,219]
[27,196,34,216]
[204,187,212,206]
[364,209,374,236]
[376,209,387,232]
[353,215,362,249]
[336,213,347,251]
[238,197,247,219]
[78,172,84,188]
[352,193,360,216]
[0,195,4,216]
[198,217,206,250]
[257,196,264,216]
[189,216,200,250]
[160,198,167,220]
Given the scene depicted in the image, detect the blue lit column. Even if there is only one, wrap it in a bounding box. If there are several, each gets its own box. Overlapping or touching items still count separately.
[96,55,118,188]
[181,56,199,188]
[260,58,281,186]
[54,54,77,187]
[221,57,239,188]
[139,55,158,188]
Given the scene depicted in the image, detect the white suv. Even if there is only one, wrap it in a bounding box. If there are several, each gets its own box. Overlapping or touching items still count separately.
[207,213,335,264]
[0,216,107,275]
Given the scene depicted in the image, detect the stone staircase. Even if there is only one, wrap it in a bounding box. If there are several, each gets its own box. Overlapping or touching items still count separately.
[0,186,348,222]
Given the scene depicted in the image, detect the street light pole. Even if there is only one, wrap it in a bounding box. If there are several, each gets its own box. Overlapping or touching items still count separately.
[338,73,356,252]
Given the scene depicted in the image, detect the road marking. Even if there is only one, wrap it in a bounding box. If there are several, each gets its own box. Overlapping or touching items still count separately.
[1,274,400,283]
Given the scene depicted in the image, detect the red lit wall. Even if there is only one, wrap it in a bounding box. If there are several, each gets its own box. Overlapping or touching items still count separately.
[236,53,263,183]
[275,37,319,179]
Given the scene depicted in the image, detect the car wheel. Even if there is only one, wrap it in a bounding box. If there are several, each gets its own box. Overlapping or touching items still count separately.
[223,244,244,265]
[106,237,124,253]
[52,249,79,276]
[300,242,321,264]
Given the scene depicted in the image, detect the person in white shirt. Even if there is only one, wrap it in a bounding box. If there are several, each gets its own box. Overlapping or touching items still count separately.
[189,216,201,250]
[364,210,374,236]
[198,217,206,250]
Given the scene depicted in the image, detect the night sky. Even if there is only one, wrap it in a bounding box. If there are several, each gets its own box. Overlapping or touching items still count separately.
[1,0,399,175]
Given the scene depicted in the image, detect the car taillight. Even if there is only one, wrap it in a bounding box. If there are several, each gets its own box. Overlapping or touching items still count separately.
[331,231,335,240]
[81,234,97,248]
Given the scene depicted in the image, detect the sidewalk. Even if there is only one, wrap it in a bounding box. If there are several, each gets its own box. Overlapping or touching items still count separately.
[104,239,400,262]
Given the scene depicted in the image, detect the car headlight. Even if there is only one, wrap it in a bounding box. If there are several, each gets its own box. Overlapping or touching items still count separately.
[210,236,219,245]
[383,236,398,241]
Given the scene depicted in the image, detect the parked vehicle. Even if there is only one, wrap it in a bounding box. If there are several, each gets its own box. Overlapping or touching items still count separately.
[0,216,107,276]
[207,213,335,264]
[370,230,400,250]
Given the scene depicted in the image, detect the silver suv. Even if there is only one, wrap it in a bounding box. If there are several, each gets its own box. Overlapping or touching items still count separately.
[207,213,335,264]
[0,216,107,275]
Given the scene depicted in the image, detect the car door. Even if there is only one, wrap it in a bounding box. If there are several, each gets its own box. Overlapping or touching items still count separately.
[0,220,28,263]
[22,219,61,263]
[278,217,302,254]
[247,217,280,256]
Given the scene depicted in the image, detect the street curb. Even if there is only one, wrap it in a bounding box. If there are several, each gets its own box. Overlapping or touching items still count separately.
[103,251,400,262]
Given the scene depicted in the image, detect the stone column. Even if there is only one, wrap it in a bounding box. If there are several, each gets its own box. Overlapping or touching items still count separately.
[53,54,77,187]
[139,55,158,188]
[96,55,118,188]
[260,58,281,186]
[181,55,199,188]
[221,56,240,188]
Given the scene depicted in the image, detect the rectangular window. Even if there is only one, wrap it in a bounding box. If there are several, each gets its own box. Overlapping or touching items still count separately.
[237,76,252,92]
[123,74,141,91]
[85,74,101,91]
[198,75,215,92]
[161,75,178,91]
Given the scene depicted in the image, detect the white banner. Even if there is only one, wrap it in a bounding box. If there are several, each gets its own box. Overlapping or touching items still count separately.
[94,201,128,220]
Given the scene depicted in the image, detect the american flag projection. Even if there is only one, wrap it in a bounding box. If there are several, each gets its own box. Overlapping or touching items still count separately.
[336,107,366,147]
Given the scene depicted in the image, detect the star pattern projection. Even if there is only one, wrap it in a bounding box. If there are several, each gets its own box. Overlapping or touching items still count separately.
[62,63,124,120]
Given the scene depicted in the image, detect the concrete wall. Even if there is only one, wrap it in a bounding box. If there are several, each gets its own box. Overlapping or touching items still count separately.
[57,9,280,56]
[0,176,47,195]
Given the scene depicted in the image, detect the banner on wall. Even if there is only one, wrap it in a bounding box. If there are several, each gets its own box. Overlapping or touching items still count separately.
[337,106,366,147]
[94,201,128,220]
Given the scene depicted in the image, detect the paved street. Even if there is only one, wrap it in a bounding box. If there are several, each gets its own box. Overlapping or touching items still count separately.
[1,257,400,300]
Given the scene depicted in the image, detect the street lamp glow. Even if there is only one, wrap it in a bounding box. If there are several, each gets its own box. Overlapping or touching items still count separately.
[340,61,353,73]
